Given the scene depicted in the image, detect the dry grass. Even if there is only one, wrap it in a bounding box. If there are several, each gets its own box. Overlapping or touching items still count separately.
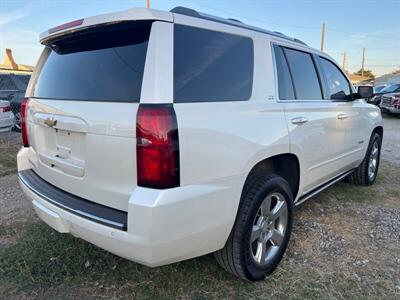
[0,132,20,177]
[1,161,399,299]
[0,130,399,299]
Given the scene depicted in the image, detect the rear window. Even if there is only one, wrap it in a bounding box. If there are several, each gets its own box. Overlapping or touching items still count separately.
[284,48,322,100]
[174,25,254,103]
[32,21,152,102]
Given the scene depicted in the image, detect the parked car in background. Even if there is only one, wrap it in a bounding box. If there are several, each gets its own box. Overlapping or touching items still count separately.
[9,91,26,132]
[0,100,15,132]
[0,74,31,132]
[17,6,383,281]
[380,93,400,114]
[369,83,400,106]
[0,90,24,132]
[373,84,388,93]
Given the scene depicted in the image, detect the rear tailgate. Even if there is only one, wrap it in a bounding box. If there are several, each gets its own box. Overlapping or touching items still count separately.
[26,20,154,211]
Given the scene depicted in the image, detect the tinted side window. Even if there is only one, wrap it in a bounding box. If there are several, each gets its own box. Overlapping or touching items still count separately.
[274,45,295,100]
[174,25,254,102]
[319,57,351,100]
[284,48,322,100]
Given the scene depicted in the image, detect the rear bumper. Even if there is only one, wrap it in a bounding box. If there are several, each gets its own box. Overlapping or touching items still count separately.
[19,170,127,230]
[17,147,238,267]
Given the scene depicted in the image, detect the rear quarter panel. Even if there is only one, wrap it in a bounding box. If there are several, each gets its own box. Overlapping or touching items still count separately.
[174,100,289,234]
[175,101,289,187]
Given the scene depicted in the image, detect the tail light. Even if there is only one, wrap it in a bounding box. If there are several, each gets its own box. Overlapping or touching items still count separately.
[21,98,29,147]
[2,106,11,112]
[136,104,180,189]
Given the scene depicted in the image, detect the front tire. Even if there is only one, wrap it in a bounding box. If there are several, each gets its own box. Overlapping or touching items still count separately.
[347,132,381,186]
[214,174,293,281]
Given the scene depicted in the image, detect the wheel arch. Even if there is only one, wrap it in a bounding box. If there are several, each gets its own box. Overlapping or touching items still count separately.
[242,153,300,201]
[372,126,383,140]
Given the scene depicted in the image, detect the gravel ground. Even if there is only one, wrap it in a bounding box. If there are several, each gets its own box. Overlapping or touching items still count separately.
[0,174,33,227]
[0,132,31,229]
[381,113,400,167]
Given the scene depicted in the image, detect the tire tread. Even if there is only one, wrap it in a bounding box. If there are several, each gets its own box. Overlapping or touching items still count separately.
[347,132,381,186]
[214,174,286,280]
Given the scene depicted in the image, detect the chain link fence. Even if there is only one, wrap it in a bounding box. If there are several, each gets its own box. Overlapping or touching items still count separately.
[0,73,28,175]
[0,74,30,135]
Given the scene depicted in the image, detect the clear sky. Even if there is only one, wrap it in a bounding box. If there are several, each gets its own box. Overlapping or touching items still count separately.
[1,0,399,76]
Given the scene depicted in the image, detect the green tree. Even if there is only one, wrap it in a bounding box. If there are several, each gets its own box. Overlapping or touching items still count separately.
[354,68,375,79]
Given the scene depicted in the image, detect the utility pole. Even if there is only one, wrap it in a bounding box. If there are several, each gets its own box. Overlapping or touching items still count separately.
[147,0,150,8]
[341,52,347,71]
[361,48,366,77]
[320,22,326,52]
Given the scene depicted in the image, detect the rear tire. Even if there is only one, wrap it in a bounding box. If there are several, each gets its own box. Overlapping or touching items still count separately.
[214,174,293,281]
[347,132,381,186]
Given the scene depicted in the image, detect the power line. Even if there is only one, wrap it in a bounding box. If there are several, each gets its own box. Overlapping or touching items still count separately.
[186,0,320,30]
[187,0,399,43]
[367,46,400,50]
[367,58,400,62]
[366,64,400,67]
[187,0,399,75]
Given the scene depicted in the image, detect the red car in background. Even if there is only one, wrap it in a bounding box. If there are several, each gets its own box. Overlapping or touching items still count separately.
[380,93,400,115]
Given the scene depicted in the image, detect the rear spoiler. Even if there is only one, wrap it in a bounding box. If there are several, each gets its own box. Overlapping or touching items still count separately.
[39,8,173,44]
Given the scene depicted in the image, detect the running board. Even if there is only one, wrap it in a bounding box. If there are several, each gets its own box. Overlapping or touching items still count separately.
[295,169,354,207]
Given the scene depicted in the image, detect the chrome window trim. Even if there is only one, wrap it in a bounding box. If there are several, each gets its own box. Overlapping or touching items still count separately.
[270,41,341,104]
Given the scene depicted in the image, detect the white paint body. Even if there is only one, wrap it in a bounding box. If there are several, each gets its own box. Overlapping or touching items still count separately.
[18,8,383,267]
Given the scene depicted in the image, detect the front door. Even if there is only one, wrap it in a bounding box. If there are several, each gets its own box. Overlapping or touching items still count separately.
[317,55,365,171]
[273,45,347,195]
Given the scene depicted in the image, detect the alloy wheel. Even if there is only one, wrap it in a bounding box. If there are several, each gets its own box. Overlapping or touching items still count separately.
[368,140,379,181]
[250,192,288,266]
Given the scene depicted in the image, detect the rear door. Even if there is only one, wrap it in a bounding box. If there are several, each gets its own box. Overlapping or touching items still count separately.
[273,45,347,194]
[26,21,154,211]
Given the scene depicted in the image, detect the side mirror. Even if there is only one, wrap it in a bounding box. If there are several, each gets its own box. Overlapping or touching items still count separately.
[357,86,373,100]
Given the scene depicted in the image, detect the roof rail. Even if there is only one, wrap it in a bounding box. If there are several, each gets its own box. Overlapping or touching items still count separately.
[227,18,243,23]
[170,6,307,46]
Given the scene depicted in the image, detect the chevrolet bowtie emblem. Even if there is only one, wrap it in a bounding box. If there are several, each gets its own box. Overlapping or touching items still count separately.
[44,117,57,128]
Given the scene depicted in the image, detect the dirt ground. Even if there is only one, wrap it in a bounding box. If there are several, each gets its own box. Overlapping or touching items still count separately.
[0,115,399,299]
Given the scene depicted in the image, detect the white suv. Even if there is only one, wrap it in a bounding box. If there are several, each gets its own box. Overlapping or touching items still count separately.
[17,7,383,281]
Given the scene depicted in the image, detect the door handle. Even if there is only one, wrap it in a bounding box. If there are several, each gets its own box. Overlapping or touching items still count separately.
[291,117,309,125]
[337,113,349,120]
